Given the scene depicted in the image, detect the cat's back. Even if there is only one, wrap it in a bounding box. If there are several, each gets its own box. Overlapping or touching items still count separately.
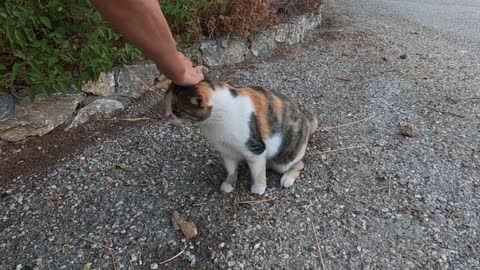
[231,86,316,160]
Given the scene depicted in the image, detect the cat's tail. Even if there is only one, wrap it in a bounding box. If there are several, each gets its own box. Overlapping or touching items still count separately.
[302,109,318,135]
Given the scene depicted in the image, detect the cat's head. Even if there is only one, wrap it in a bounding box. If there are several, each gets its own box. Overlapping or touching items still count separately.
[157,80,214,124]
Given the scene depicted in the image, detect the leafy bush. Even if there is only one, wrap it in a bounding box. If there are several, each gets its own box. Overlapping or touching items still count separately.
[1,0,321,99]
[0,0,142,98]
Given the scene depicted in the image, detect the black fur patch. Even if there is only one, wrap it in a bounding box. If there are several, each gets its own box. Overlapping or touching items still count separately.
[246,113,266,155]
[229,88,238,97]
[266,92,281,134]
[272,105,308,164]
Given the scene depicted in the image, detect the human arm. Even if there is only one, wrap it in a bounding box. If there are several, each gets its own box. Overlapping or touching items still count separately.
[91,0,203,85]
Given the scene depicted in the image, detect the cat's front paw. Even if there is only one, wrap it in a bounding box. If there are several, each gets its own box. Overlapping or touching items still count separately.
[220,181,235,193]
[280,174,296,188]
[251,184,266,195]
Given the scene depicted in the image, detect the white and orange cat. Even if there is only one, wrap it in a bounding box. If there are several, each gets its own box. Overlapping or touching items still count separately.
[158,79,317,195]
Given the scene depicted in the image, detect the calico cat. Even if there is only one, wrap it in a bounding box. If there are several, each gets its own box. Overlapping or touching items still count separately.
[158,80,317,195]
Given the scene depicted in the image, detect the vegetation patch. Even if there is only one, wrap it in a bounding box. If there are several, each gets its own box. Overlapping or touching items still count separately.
[0,0,322,99]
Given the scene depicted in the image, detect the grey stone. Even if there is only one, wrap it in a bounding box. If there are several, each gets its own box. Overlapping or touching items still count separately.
[81,72,115,96]
[274,14,322,45]
[200,39,249,67]
[251,30,277,57]
[274,21,304,45]
[67,99,124,129]
[399,122,418,137]
[0,92,85,142]
[0,94,15,121]
[115,64,159,98]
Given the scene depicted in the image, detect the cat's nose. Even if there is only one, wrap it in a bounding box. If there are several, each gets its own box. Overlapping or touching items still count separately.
[156,113,170,122]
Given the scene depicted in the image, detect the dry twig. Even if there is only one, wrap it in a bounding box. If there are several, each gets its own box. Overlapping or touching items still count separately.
[303,201,313,214]
[160,248,186,265]
[236,198,276,205]
[309,220,326,270]
[34,244,74,262]
[80,237,118,270]
[320,116,374,132]
[335,77,352,82]
[428,107,465,118]
[102,117,151,122]
[311,144,367,156]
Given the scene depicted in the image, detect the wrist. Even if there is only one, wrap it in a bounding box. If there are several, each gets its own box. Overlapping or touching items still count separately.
[156,56,186,84]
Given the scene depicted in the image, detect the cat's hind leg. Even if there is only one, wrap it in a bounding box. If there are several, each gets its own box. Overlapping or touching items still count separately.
[279,161,304,188]
[247,154,267,195]
[220,158,239,193]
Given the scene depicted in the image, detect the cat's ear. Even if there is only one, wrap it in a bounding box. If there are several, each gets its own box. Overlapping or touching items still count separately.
[190,96,206,107]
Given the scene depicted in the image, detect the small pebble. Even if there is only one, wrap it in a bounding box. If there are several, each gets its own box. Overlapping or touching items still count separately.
[399,122,418,137]
[150,263,158,269]
[400,53,407,59]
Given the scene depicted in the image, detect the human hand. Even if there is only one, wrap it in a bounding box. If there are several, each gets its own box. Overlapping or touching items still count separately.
[171,52,204,86]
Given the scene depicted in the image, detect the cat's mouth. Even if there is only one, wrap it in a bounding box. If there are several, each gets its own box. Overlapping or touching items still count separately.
[156,113,171,122]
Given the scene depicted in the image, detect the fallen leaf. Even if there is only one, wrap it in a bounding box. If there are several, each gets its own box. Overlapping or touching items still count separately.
[115,163,129,170]
[83,262,93,270]
[172,211,198,239]
[171,214,180,231]
[261,213,274,222]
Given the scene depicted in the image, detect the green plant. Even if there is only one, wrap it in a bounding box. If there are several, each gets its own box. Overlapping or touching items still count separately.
[0,0,321,99]
[0,0,142,99]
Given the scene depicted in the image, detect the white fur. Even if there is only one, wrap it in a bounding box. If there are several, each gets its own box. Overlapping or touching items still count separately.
[197,86,294,195]
[199,86,257,160]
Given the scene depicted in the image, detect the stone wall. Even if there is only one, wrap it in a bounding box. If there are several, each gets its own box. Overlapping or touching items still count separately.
[200,12,323,66]
[0,8,323,143]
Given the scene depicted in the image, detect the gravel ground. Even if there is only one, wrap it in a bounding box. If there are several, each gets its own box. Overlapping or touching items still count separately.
[1,0,480,269]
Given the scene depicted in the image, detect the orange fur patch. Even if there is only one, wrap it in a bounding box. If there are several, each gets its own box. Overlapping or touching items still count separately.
[271,95,283,122]
[237,87,271,140]
[195,82,214,106]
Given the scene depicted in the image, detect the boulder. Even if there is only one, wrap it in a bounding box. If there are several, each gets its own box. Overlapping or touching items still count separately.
[0,93,85,142]
[115,64,159,98]
[0,94,15,120]
[200,39,250,67]
[67,99,124,129]
[81,72,115,96]
[251,30,277,57]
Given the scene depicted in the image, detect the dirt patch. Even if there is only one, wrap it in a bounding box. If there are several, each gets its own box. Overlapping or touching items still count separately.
[0,117,153,186]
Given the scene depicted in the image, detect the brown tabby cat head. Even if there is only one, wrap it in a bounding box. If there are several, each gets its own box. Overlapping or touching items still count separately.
[157,81,214,123]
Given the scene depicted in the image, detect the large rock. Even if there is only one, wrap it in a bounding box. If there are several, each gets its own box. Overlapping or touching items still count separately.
[200,39,250,67]
[115,64,160,98]
[274,13,322,45]
[67,99,124,129]
[274,21,304,45]
[82,72,115,96]
[251,30,277,57]
[0,93,85,142]
[0,94,15,120]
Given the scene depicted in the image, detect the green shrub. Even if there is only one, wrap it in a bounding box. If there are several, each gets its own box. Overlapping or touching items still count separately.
[0,0,142,98]
[0,0,320,99]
